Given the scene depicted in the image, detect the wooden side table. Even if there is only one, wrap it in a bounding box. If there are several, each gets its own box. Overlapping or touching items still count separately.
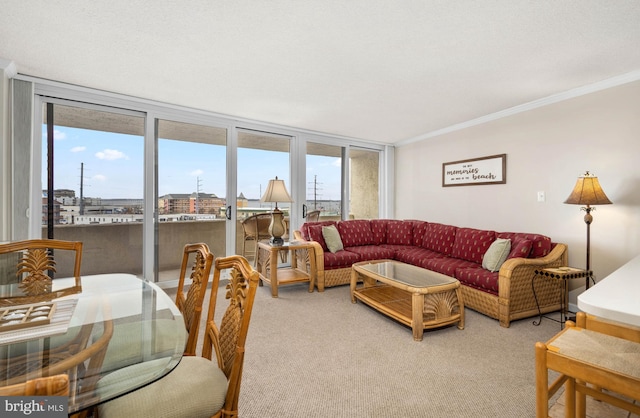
[532,267,593,328]
[255,241,316,298]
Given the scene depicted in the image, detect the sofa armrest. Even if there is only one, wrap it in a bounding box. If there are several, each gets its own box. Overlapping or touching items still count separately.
[498,243,568,302]
[294,230,326,290]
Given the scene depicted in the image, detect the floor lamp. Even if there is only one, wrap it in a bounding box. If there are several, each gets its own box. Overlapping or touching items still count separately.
[564,171,612,289]
[260,176,293,246]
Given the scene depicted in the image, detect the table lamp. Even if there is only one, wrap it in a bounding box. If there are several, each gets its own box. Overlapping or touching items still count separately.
[564,171,612,289]
[260,176,293,245]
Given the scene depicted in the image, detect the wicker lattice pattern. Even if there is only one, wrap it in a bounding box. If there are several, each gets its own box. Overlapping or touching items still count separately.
[324,268,352,287]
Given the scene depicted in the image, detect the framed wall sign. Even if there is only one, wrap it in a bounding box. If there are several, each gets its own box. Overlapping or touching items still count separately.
[442,154,506,187]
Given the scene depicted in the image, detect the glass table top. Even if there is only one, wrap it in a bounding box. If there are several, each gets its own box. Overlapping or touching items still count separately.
[355,260,458,288]
[0,273,186,414]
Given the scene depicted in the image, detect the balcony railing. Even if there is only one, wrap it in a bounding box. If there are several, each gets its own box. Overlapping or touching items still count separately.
[42,220,234,282]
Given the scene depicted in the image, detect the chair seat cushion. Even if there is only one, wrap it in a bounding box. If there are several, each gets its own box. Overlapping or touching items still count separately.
[100,319,186,373]
[98,356,227,418]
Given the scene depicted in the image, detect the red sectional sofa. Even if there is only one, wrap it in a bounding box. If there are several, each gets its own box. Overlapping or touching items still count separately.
[293,219,568,327]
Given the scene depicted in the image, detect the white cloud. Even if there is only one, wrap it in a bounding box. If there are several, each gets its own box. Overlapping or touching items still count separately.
[70,146,86,153]
[93,174,107,181]
[54,129,67,140]
[95,149,128,160]
[190,169,204,176]
[332,158,342,167]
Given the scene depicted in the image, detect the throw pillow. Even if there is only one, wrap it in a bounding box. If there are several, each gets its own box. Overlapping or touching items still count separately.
[482,238,511,272]
[322,225,344,253]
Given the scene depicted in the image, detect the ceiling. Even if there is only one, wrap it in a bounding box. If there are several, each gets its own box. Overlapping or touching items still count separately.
[1,1,640,145]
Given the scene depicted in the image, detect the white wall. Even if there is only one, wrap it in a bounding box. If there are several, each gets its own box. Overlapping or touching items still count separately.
[395,80,640,302]
[0,58,15,241]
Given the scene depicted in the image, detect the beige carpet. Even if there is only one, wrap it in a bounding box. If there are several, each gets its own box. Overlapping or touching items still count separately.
[175,280,573,418]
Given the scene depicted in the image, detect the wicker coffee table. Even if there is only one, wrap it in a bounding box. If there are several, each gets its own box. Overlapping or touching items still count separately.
[350,260,464,341]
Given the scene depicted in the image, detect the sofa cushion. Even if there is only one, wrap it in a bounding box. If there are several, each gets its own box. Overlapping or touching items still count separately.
[451,228,496,264]
[507,239,533,259]
[307,224,329,251]
[497,232,552,258]
[394,246,446,266]
[409,221,429,247]
[386,220,413,245]
[422,256,480,277]
[369,219,389,245]
[301,221,336,241]
[345,245,395,262]
[422,223,458,255]
[322,225,344,253]
[482,238,511,272]
[455,267,499,295]
[323,250,361,270]
[336,220,374,247]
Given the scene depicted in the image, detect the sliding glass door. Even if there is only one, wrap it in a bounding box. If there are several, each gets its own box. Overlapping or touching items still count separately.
[156,119,227,282]
[236,129,292,258]
[41,102,146,277]
[21,78,388,283]
[305,142,343,221]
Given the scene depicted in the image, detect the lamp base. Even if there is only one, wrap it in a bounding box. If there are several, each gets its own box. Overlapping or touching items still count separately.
[268,208,287,246]
[270,237,285,246]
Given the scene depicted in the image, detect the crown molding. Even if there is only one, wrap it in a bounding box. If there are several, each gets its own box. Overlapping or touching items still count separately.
[396,70,640,147]
[0,58,17,78]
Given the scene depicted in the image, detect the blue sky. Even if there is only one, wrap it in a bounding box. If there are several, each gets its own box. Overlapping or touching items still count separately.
[44,126,342,201]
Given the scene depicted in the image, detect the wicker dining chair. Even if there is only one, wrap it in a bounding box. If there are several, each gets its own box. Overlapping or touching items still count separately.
[176,243,214,356]
[98,255,260,418]
[0,374,70,397]
[0,239,83,305]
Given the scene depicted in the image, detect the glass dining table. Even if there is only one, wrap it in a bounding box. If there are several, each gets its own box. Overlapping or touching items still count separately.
[0,273,186,415]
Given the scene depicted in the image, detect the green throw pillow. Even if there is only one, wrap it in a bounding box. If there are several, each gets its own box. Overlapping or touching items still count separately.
[322,225,344,253]
[482,238,511,272]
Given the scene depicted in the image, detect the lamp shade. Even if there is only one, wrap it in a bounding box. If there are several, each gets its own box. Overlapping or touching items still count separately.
[260,176,293,204]
[564,172,612,206]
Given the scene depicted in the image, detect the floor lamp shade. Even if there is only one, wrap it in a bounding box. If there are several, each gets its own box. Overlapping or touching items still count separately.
[260,176,293,245]
[564,171,612,289]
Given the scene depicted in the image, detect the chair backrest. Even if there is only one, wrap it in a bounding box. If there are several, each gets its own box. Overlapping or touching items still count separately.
[175,243,214,356]
[0,374,69,396]
[306,210,321,222]
[241,213,272,239]
[0,239,83,305]
[201,255,259,417]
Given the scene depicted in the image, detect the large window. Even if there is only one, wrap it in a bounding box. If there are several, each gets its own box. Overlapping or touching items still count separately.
[13,77,388,283]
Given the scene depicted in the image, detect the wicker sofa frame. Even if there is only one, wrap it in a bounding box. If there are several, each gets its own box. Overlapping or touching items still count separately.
[294,220,568,328]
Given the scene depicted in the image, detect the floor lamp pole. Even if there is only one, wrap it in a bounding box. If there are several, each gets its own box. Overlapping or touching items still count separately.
[583,206,593,289]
